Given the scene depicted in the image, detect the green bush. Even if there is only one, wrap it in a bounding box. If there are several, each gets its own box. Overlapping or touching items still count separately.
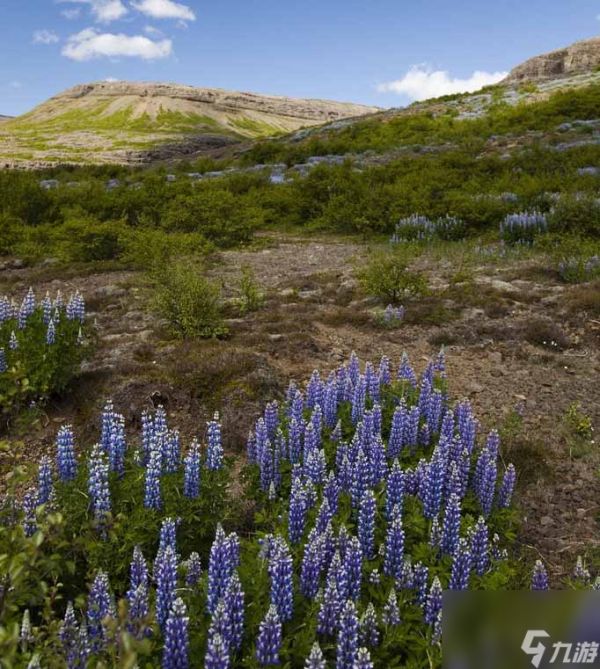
[235,266,265,314]
[154,259,228,339]
[357,247,428,303]
[549,196,600,239]
[120,229,213,270]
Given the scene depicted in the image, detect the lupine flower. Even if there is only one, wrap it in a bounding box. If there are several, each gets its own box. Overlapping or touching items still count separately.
[207,525,237,614]
[206,413,223,470]
[46,319,56,345]
[440,493,461,556]
[531,560,549,591]
[328,551,350,602]
[224,571,245,652]
[185,552,202,587]
[301,532,324,599]
[88,444,111,531]
[208,600,232,652]
[37,456,53,505]
[382,589,400,626]
[56,426,77,481]
[59,602,79,668]
[413,562,429,606]
[256,604,282,666]
[144,445,162,509]
[422,452,444,520]
[573,556,590,584]
[470,517,490,577]
[183,440,201,498]
[358,490,376,560]
[22,488,37,537]
[397,558,414,590]
[305,642,326,669]
[20,609,33,651]
[205,633,230,669]
[268,537,294,622]
[337,600,359,669]
[127,584,149,639]
[156,545,178,631]
[127,546,149,595]
[397,352,417,387]
[318,576,341,636]
[353,647,374,669]
[424,576,443,625]
[383,515,405,579]
[359,603,379,647]
[351,376,366,425]
[449,539,472,591]
[497,464,516,508]
[0,348,6,373]
[346,536,363,601]
[87,571,115,651]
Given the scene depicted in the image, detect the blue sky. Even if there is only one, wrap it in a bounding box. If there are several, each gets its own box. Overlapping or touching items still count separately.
[1,0,599,116]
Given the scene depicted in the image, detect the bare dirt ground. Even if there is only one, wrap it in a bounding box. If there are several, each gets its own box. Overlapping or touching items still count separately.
[0,233,598,582]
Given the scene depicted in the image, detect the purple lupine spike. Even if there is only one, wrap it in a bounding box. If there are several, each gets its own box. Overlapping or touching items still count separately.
[259,439,274,492]
[256,604,282,667]
[324,470,340,516]
[324,378,339,428]
[264,400,279,440]
[470,517,489,577]
[388,404,406,459]
[318,575,341,636]
[315,498,333,534]
[382,589,401,627]
[207,525,236,614]
[144,445,162,509]
[369,435,387,485]
[413,562,429,606]
[288,475,307,545]
[306,370,323,411]
[60,601,79,668]
[397,352,417,387]
[205,633,229,669]
[286,380,298,411]
[441,493,461,556]
[183,439,201,498]
[163,429,181,474]
[378,355,391,386]
[404,406,420,451]
[383,515,405,579]
[206,413,223,470]
[303,422,318,461]
[185,552,202,587]
[268,537,294,622]
[445,461,463,502]
[424,576,443,625]
[107,414,126,477]
[291,390,304,426]
[351,449,371,508]
[328,551,350,602]
[158,517,179,559]
[127,584,149,639]
[419,422,431,447]
[22,488,37,537]
[41,292,52,324]
[497,464,516,508]
[37,456,53,505]
[573,556,591,584]
[301,531,324,599]
[56,426,77,482]
[449,538,472,590]
[337,600,359,669]
[305,642,326,669]
[358,490,376,560]
[305,448,327,486]
[246,430,257,464]
[351,375,367,425]
[347,352,361,385]
[345,536,363,601]
[311,405,323,444]
[10,331,20,349]
[397,557,414,590]
[288,418,302,464]
[418,379,432,418]
[385,461,404,521]
[156,544,178,631]
[208,599,232,652]
[359,603,379,647]
[224,571,245,652]
[88,445,111,532]
[128,546,148,594]
[440,410,454,442]
[87,571,115,651]
[0,348,6,374]
[531,560,549,591]
[479,457,497,517]
[422,453,444,520]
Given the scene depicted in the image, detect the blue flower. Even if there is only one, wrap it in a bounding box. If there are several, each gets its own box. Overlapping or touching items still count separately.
[256,604,282,666]
[531,560,549,591]
[358,490,376,560]
[305,642,326,669]
[205,633,229,669]
[268,537,294,622]
[37,456,53,505]
[162,598,189,669]
[88,445,111,531]
[336,599,359,669]
[383,515,405,579]
[155,545,178,631]
[183,440,201,498]
[56,425,77,482]
[185,552,202,588]
[87,571,115,651]
[449,539,472,591]
[206,413,224,471]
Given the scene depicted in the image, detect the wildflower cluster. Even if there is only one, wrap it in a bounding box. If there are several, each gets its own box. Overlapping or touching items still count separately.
[0,288,88,417]
[391,214,466,243]
[500,211,548,245]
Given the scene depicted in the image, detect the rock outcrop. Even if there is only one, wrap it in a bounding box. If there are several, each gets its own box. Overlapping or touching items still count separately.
[504,37,600,83]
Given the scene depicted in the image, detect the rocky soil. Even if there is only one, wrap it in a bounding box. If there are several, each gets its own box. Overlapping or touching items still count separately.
[0,233,598,582]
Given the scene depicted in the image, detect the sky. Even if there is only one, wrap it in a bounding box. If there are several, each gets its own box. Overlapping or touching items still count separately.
[1,0,599,116]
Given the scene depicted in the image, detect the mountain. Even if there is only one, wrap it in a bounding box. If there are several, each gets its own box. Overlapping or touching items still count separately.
[503,36,600,83]
[0,115,12,122]
[0,81,378,167]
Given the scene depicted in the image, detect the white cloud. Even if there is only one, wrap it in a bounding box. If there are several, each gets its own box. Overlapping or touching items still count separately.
[144,24,164,36]
[33,29,60,44]
[103,76,120,82]
[377,65,508,101]
[131,0,195,21]
[60,0,128,23]
[62,28,172,60]
[61,7,82,19]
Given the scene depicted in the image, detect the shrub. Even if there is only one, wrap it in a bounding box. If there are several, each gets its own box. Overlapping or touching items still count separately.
[357,248,427,303]
[549,196,600,238]
[154,259,228,339]
[0,289,89,419]
[121,229,213,270]
[236,266,265,314]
